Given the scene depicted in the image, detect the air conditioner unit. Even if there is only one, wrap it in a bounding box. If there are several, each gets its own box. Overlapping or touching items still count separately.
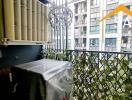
[0,0,49,44]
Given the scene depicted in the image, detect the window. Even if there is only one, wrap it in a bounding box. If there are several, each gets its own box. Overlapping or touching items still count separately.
[106,15,118,24]
[82,1,87,12]
[75,4,78,14]
[90,7,100,13]
[90,0,94,6]
[106,23,117,33]
[75,1,87,14]
[90,6,100,33]
[106,0,118,2]
[75,38,78,44]
[75,38,86,47]
[83,27,87,31]
[106,3,118,10]
[90,13,100,18]
[90,21,99,26]
[105,38,116,46]
[83,15,87,24]
[68,39,71,49]
[89,38,99,46]
[90,26,99,33]
[122,36,128,43]
[83,38,86,46]
[90,0,100,6]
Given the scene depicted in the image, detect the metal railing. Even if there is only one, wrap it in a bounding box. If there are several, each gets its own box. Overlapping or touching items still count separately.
[42,48,132,100]
[89,46,99,51]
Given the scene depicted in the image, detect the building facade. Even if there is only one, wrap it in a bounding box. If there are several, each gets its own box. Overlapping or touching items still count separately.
[70,0,132,52]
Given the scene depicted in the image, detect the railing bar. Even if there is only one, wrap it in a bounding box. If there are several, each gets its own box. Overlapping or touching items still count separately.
[67,50,132,54]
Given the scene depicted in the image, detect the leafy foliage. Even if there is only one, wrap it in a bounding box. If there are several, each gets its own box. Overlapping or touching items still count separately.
[41,49,67,60]
[72,52,132,100]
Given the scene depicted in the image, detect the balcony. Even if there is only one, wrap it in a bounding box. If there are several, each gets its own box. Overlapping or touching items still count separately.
[74,1,87,15]
[75,22,87,27]
[121,43,132,52]
[73,0,87,4]
[106,0,119,4]
[105,46,117,52]
[122,29,132,36]
[89,46,99,51]
[74,31,86,38]
[75,18,87,26]
[75,43,86,50]
[42,49,132,99]
[1,0,132,100]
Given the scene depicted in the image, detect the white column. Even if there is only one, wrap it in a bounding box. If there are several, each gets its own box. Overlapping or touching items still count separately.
[86,0,90,50]
[99,0,106,51]
[116,0,124,52]
[70,3,75,50]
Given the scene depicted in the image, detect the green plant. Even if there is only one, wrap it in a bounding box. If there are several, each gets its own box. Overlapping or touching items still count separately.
[72,53,132,100]
[41,49,67,61]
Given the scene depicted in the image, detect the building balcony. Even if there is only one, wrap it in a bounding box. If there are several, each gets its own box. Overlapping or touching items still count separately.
[121,43,132,52]
[73,0,87,4]
[74,31,86,37]
[75,12,87,16]
[106,19,118,24]
[75,20,87,25]
[75,46,86,50]
[75,43,86,50]
[89,46,99,51]
[90,4,100,8]
[106,0,119,4]
[122,30,132,36]
[74,23,87,27]
[74,7,87,14]
[105,46,116,51]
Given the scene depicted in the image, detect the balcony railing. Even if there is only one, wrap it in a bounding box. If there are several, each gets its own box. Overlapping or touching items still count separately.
[89,46,99,51]
[105,46,117,52]
[42,49,132,99]
[74,31,86,37]
[121,43,132,52]
[75,20,87,26]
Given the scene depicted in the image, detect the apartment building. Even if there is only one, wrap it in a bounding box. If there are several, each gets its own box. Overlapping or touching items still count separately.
[70,0,87,50]
[70,0,132,52]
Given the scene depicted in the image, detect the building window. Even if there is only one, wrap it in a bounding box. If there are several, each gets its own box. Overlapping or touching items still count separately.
[105,3,118,33]
[90,13,100,18]
[75,16,78,25]
[90,7,100,13]
[74,1,87,14]
[106,23,117,33]
[106,3,118,10]
[106,15,118,24]
[90,0,99,6]
[83,38,86,46]
[90,26,99,33]
[90,6,100,34]
[68,39,71,49]
[122,36,128,44]
[106,0,118,2]
[89,38,99,46]
[75,4,78,14]
[75,38,86,47]
[105,38,116,47]
[82,27,87,34]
